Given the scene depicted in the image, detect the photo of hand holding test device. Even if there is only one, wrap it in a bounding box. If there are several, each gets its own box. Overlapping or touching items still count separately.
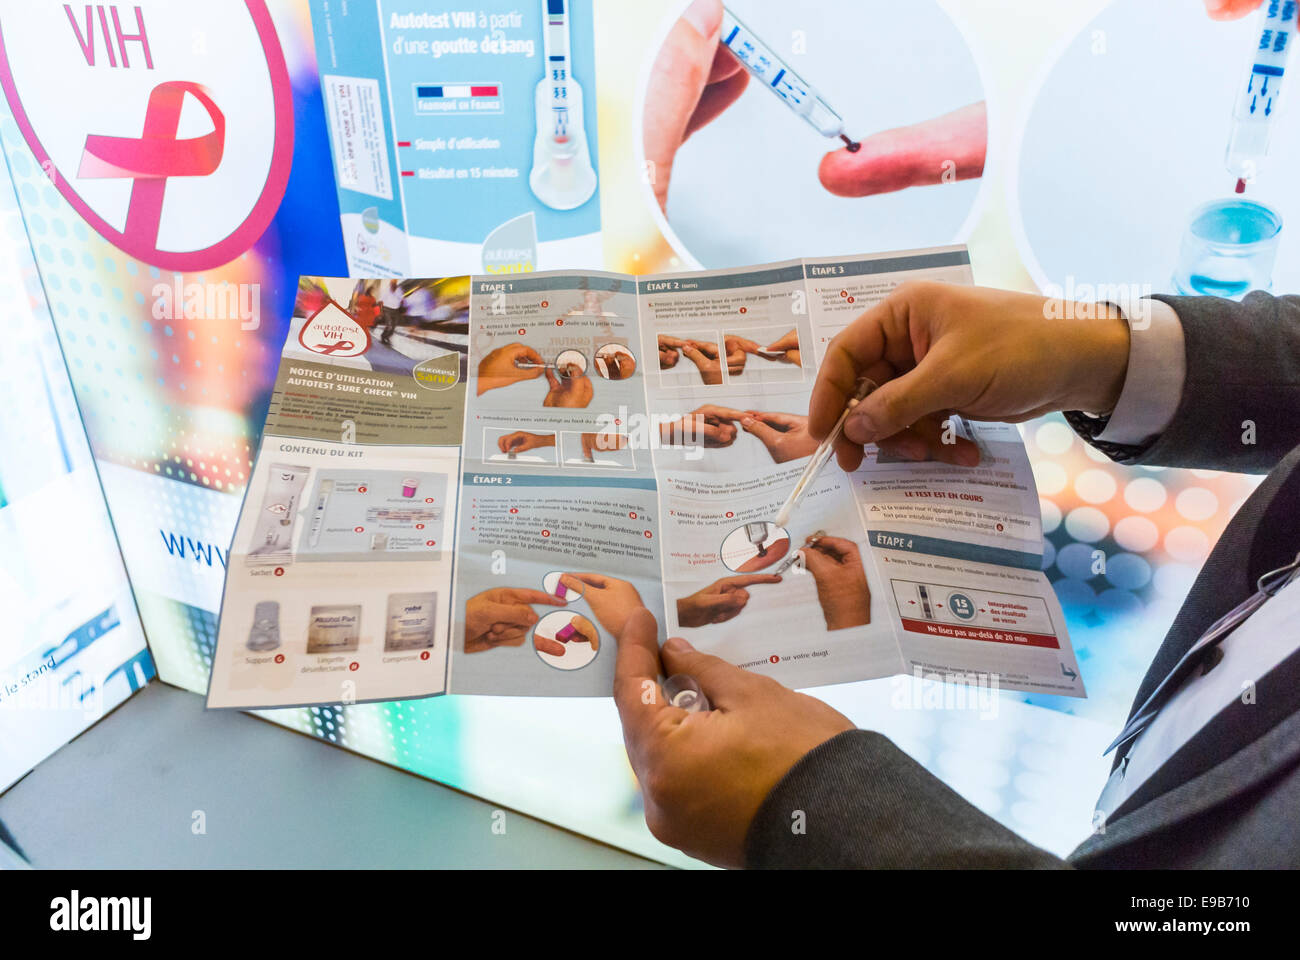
[679,379,880,708]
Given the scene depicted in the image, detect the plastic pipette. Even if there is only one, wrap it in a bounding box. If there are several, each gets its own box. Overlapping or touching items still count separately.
[719,6,859,150]
[1227,1,1300,192]
[773,378,876,528]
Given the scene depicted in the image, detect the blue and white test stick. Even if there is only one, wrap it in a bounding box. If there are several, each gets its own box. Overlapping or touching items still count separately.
[529,0,597,209]
[1227,0,1300,191]
[544,0,571,140]
[719,6,858,150]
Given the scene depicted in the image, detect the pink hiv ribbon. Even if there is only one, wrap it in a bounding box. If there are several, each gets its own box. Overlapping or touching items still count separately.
[318,340,356,355]
[77,81,225,249]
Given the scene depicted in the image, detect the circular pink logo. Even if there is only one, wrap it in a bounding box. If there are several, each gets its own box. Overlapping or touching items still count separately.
[0,1,294,270]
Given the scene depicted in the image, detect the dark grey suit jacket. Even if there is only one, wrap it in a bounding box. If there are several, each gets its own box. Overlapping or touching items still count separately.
[745,292,1300,868]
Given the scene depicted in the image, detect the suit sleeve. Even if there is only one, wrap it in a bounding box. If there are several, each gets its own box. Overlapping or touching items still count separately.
[744,730,1069,868]
[1067,292,1300,474]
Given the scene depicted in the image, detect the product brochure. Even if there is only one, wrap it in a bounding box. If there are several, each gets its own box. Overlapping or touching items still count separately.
[207,247,1086,709]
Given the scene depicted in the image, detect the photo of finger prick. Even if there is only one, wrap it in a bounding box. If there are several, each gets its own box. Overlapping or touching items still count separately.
[475,342,594,408]
[723,326,805,384]
[640,0,986,268]
[561,430,635,469]
[484,428,558,466]
[658,404,742,453]
[542,571,584,603]
[543,350,593,408]
[463,587,566,654]
[553,349,587,376]
[476,342,547,396]
[798,532,872,630]
[657,331,723,387]
[676,573,783,627]
[720,521,791,572]
[739,409,818,464]
[533,612,599,670]
[594,343,637,380]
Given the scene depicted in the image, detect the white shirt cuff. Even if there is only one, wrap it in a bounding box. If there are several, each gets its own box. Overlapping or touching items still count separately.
[1094,298,1186,446]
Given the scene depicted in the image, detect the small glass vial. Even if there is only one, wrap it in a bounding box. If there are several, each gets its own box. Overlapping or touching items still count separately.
[1172,198,1282,300]
[662,674,711,713]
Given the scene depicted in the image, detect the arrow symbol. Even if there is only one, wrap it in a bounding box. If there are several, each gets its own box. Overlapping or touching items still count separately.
[1061,663,1078,680]
[1251,94,1258,114]
[1266,97,1274,116]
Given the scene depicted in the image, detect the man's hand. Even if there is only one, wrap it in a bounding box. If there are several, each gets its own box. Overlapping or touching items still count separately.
[676,574,781,628]
[477,344,545,395]
[559,573,644,639]
[464,588,564,653]
[800,535,871,630]
[614,609,855,867]
[809,282,1131,471]
[643,0,747,213]
[740,411,818,463]
[543,366,594,408]
[498,431,555,454]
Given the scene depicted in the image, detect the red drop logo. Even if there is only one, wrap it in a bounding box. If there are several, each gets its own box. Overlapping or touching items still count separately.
[298,301,371,358]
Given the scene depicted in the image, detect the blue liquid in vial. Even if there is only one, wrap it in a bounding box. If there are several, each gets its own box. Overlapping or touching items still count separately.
[1174,199,1283,299]
[1186,275,1251,298]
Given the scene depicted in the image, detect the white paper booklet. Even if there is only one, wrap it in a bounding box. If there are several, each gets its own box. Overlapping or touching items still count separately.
[207,247,1085,709]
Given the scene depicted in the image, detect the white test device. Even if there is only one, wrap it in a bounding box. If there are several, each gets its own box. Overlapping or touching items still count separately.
[720,5,858,150]
[1227,0,1300,191]
[529,0,598,209]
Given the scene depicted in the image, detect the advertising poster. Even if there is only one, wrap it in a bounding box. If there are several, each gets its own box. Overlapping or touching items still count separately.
[311,0,602,276]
